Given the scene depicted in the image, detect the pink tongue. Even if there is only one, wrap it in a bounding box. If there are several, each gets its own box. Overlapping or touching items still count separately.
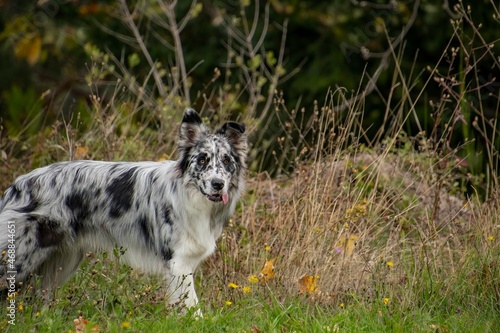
[222,193,229,205]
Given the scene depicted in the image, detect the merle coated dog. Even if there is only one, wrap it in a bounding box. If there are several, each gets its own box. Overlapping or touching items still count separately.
[0,109,247,313]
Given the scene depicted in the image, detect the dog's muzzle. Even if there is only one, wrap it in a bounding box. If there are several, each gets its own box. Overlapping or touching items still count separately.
[206,178,228,204]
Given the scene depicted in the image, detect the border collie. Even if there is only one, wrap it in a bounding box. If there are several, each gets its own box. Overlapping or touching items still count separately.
[0,109,247,314]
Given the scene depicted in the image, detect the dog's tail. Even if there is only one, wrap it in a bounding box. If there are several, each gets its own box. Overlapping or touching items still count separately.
[0,194,5,213]
[0,185,16,213]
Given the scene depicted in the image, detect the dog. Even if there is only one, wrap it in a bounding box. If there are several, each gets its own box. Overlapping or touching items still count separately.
[0,108,247,313]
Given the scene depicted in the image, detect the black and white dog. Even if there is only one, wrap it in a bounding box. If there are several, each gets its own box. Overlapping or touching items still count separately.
[0,109,247,312]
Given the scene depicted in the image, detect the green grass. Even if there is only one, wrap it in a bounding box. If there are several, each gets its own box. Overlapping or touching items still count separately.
[3,282,499,332]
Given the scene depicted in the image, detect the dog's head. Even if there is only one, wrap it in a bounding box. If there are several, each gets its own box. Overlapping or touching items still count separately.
[177,109,247,205]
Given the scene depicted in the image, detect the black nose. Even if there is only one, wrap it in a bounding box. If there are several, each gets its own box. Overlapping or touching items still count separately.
[211,178,224,191]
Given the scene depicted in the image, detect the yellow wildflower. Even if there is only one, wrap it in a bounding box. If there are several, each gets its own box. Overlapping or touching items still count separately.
[248,275,259,284]
[225,301,232,306]
[121,322,131,328]
[242,286,252,294]
[386,261,394,267]
[228,282,239,289]
[383,298,390,305]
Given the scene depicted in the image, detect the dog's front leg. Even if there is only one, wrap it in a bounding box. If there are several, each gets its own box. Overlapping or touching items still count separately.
[167,264,202,317]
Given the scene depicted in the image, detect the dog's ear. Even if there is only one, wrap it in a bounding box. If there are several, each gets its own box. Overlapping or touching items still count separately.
[217,121,246,146]
[178,109,208,149]
[217,121,248,165]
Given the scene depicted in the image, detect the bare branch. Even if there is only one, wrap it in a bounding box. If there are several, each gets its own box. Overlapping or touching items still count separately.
[119,0,166,97]
[157,0,191,104]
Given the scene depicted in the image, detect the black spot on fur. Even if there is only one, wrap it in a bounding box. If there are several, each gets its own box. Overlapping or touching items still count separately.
[161,245,173,261]
[50,176,57,188]
[65,191,90,235]
[74,169,85,184]
[177,147,192,175]
[138,215,153,247]
[162,205,173,226]
[22,225,31,237]
[8,185,22,201]
[36,218,65,248]
[18,198,39,213]
[106,167,137,218]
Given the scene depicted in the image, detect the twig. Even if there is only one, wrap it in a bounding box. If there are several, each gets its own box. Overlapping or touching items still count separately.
[119,0,166,97]
[157,0,192,104]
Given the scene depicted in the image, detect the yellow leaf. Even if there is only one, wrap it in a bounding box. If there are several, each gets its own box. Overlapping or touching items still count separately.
[298,275,320,294]
[74,316,101,333]
[336,234,359,255]
[191,3,203,18]
[157,153,170,162]
[259,258,276,283]
[74,146,89,160]
[14,34,41,66]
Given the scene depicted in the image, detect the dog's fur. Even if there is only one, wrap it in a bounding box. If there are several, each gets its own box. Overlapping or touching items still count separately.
[0,109,247,311]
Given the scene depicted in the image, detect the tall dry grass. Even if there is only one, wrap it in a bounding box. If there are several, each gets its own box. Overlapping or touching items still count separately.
[204,88,499,314]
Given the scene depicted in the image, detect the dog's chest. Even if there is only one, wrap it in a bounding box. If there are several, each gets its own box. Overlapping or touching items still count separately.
[177,216,220,262]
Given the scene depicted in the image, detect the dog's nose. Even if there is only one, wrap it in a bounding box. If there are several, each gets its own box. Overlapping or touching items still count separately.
[211,178,224,191]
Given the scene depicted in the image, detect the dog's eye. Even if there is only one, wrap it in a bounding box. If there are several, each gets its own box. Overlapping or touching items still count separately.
[223,157,230,165]
[198,157,206,165]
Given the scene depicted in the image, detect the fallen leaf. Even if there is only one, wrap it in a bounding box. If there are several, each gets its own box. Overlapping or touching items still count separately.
[298,275,320,294]
[259,258,276,283]
[251,326,262,333]
[74,146,89,160]
[74,316,101,333]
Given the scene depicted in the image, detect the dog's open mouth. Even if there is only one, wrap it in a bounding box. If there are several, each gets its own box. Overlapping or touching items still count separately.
[206,193,229,205]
